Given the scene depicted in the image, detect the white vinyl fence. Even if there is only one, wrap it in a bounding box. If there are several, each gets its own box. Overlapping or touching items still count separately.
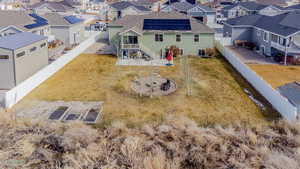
[215,39,298,122]
[2,32,102,109]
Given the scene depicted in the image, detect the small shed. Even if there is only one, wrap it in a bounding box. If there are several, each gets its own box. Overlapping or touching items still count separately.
[0,32,48,89]
[277,81,300,117]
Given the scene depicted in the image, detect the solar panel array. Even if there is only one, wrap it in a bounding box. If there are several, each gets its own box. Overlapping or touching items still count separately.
[143,19,192,31]
[64,15,84,24]
[24,13,48,29]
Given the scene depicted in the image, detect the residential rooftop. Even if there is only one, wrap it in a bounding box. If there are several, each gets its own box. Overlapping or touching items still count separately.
[0,32,47,50]
[29,1,74,12]
[277,81,300,106]
[109,1,151,11]
[42,13,84,26]
[225,11,300,37]
[222,1,268,11]
[109,12,214,34]
[0,10,48,31]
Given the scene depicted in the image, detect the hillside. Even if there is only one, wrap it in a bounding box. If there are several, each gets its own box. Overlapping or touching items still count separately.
[0,110,300,169]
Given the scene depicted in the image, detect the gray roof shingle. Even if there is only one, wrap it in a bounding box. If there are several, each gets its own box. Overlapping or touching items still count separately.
[42,13,83,26]
[225,12,300,37]
[0,32,47,50]
[171,2,195,12]
[0,10,48,31]
[222,2,267,11]
[109,1,150,11]
[29,1,74,12]
[109,12,214,34]
[278,82,300,106]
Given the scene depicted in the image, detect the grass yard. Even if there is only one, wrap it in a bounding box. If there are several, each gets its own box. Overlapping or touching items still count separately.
[249,64,300,88]
[14,54,279,127]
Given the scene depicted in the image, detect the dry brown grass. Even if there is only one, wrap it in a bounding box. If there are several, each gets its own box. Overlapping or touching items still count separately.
[13,54,278,127]
[249,64,300,88]
[0,110,300,169]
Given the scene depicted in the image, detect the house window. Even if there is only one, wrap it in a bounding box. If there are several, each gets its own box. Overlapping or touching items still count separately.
[155,34,163,42]
[40,43,46,48]
[279,36,286,46]
[198,49,205,56]
[16,51,25,58]
[176,34,181,42]
[263,31,269,41]
[271,34,278,43]
[194,34,199,42]
[123,36,138,44]
[257,30,261,36]
[0,55,9,59]
[30,46,37,52]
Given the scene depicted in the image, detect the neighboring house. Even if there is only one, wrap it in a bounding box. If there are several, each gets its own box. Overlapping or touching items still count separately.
[277,81,300,118]
[223,12,300,62]
[132,0,161,11]
[42,13,85,47]
[28,1,75,15]
[107,1,151,20]
[220,2,287,19]
[256,0,288,7]
[286,3,300,11]
[162,2,216,24]
[0,10,51,39]
[0,32,48,89]
[108,12,215,61]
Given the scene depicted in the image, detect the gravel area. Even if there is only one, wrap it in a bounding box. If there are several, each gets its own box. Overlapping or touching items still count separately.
[14,101,103,122]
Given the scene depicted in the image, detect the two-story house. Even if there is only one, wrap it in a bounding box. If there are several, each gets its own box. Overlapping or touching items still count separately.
[162,2,216,25]
[223,12,300,63]
[108,12,215,64]
[220,1,288,20]
[107,1,151,21]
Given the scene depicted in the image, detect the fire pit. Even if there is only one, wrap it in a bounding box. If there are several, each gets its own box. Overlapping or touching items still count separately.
[131,75,177,97]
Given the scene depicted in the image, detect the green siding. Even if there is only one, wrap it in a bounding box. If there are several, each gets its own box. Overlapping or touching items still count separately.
[140,32,214,56]
[108,26,215,58]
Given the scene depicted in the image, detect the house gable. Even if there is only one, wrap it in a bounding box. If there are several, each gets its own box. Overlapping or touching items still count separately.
[259,5,283,16]
[0,26,23,37]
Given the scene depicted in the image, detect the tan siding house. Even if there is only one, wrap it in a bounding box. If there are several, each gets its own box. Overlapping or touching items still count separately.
[0,32,48,89]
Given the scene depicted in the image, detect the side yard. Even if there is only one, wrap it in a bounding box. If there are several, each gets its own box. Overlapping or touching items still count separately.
[11,53,279,127]
[249,64,300,88]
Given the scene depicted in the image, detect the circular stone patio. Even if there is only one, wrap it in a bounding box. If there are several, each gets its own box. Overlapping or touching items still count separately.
[131,75,177,97]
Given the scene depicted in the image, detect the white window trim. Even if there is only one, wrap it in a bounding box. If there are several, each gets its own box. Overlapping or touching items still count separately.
[263,31,269,42]
[155,33,164,42]
[176,34,181,42]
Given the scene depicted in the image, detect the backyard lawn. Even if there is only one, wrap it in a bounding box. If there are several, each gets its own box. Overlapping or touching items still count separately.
[14,54,279,127]
[249,64,300,88]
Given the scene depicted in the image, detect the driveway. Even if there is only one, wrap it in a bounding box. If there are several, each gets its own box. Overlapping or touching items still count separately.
[227,47,276,65]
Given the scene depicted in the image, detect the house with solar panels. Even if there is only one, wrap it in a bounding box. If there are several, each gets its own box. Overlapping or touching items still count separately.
[42,13,84,47]
[0,32,48,89]
[108,12,214,63]
[0,11,51,39]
